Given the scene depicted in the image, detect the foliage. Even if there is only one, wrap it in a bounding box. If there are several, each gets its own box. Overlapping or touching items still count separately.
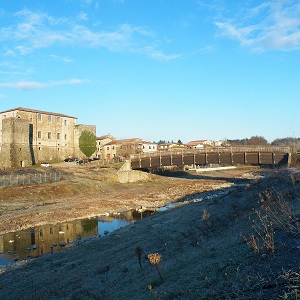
[259,189,299,235]
[148,253,163,280]
[272,137,300,148]
[79,130,96,158]
[155,139,183,145]
[156,140,170,145]
[244,184,300,255]
[228,136,269,146]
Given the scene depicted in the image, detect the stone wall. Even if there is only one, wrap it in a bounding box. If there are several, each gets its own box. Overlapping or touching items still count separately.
[0,108,97,168]
[117,160,152,183]
[0,118,32,168]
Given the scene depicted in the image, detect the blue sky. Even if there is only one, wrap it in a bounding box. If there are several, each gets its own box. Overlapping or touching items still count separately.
[0,0,299,143]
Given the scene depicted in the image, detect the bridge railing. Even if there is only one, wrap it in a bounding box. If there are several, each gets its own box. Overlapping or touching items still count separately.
[130,146,292,160]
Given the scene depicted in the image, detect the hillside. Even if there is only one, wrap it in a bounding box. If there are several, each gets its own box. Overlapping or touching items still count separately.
[0,167,300,299]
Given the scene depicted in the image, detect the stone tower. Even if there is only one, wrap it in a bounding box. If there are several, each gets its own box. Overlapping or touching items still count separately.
[1,117,33,168]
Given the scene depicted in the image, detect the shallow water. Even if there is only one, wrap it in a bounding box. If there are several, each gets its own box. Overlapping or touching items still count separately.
[0,208,161,267]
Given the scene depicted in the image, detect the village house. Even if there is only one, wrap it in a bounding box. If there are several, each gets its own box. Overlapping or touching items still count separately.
[186,140,213,149]
[0,107,96,168]
[103,138,157,161]
[95,134,116,160]
[157,142,187,152]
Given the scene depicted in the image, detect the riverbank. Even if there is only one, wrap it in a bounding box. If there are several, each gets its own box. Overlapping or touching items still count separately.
[0,165,252,235]
[1,166,300,299]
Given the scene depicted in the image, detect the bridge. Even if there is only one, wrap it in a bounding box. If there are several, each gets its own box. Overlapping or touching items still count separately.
[130,147,292,170]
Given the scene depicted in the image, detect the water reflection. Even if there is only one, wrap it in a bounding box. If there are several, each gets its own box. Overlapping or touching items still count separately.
[0,208,160,267]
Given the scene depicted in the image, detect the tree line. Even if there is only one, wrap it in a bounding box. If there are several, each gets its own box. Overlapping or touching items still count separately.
[155,136,300,148]
[227,136,299,148]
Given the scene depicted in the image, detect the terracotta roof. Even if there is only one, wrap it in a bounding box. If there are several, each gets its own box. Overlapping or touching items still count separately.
[105,138,142,146]
[186,140,211,145]
[96,134,115,140]
[0,107,77,119]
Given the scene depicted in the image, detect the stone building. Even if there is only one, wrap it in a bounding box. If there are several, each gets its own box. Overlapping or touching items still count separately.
[0,107,96,168]
[95,134,116,160]
[157,142,187,151]
[103,138,157,161]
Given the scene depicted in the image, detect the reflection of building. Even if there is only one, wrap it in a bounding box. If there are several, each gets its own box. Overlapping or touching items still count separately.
[1,220,98,261]
[0,107,96,168]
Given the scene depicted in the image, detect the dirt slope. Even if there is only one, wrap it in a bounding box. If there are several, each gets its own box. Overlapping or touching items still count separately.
[1,167,300,299]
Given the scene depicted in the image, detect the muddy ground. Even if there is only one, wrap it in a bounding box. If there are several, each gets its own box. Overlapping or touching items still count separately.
[1,164,300,299]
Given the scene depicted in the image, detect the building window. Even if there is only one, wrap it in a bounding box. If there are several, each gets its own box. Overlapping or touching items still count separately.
[48,132,51,139]
[48,115,52,121]
[107,146,110,150]
[38,147,41,150]
[38,131,41,139]
[57,116,61,122]
[64,134,67,140]
[57,133,60,140]
[37,113,42,120]
[64,120,67,126]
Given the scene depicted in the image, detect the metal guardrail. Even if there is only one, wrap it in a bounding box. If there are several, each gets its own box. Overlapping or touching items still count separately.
[130,146,292,160]
[0,172,70,187]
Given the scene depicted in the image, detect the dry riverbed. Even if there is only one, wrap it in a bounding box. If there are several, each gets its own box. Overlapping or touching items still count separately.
[0,165,250,235]
[1,165,300,299]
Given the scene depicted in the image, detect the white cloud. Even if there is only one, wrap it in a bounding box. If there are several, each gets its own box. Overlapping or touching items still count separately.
[50,78,88,86]
[78,12,88,21]
[214,1,300,52]
[0,94,7,98]
[0,9,178,60]
[50,54,74,63]
[0,79,87,91]
[144,47,181,61]
[0,81,46,91]
[82,0,92,5]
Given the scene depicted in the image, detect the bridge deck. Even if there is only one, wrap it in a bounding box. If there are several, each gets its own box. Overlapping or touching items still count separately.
[130,147,291,169]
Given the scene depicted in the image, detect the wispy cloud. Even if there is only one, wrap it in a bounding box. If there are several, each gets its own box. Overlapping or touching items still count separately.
[0,94,7,98]
[0,81,46,91]
[0,79,87,91]
[50,54,74,63]
[144,47,181,61]
[214,1,300,52]
[0,9,177,60]
[77,12,88,21]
